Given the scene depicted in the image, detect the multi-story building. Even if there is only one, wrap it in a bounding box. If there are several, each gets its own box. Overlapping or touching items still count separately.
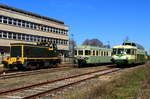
[0,4,69,62]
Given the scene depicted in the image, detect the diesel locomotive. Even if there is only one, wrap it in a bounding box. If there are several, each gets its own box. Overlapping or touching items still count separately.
[2,42,61,70]
[111,41,148,67]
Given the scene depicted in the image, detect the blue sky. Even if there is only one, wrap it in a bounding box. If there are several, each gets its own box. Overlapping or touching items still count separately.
[0,0,150,54]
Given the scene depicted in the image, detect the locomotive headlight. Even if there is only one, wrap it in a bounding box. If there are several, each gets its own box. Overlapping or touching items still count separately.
[17,56,20,60]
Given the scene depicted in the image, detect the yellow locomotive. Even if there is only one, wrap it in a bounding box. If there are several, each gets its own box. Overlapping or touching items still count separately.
[2,42,61,70]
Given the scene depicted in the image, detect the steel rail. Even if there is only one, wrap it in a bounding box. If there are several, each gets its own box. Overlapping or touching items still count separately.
[0,67,115,96]
[0,66,71,79]
[24,68,121,99]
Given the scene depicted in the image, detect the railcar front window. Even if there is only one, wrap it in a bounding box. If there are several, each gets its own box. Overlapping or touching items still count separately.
[10,46,22,57]
[118,49,124,54]
[78,50,83,55]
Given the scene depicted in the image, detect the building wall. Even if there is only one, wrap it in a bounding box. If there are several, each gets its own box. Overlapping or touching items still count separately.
[0,4,69,62]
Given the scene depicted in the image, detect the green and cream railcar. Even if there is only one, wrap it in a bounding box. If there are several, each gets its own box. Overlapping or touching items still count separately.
[74,46,112,67]
[111,41,147,66]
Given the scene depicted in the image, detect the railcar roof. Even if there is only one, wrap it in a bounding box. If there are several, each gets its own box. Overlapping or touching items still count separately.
[75,45,112,51]
[113,45,137,49]
[123,41,145,50]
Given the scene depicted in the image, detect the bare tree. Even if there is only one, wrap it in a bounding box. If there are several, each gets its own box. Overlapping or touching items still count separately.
[82,39,103,47]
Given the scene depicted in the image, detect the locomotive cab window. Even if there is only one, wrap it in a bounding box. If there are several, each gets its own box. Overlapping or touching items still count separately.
[10,46,22,57]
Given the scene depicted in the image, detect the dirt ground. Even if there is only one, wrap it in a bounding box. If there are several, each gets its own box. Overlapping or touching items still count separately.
[0,64,112,91]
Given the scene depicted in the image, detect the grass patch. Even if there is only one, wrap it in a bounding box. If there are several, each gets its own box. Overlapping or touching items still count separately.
[111,69,146,99]
[55,63,150,99]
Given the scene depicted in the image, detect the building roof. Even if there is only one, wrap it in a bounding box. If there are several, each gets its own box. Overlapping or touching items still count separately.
[0,4,64,24]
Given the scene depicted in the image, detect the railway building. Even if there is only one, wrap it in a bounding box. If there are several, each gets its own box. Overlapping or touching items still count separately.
[0,4,69,62]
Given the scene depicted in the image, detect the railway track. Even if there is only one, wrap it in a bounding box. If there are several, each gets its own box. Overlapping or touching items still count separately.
[0,66,71,79]
[0,67,121,99]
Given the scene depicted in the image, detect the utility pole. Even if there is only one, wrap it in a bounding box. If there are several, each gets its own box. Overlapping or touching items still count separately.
[69,33,75,64]
[107,41,110,48]
[124,36,129,42]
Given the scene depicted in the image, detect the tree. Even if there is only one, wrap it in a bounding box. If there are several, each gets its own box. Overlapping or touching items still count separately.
[82,39,103,47]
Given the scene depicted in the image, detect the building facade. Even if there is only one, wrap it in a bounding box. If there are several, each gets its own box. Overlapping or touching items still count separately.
[0,4,69,62]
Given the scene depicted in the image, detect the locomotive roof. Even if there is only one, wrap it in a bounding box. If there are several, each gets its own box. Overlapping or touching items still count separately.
[10,43,50,47]
[11,43,36,46]
[75,45,112,51]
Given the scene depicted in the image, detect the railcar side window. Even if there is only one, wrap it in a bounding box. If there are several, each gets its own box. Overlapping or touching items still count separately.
[75,50,77,55]
[101,51,103,56]
[78,50,83,55]
[96,51,98,56]
[85,50,91,55]
[126,49,131,54]
[93,50,95,56]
